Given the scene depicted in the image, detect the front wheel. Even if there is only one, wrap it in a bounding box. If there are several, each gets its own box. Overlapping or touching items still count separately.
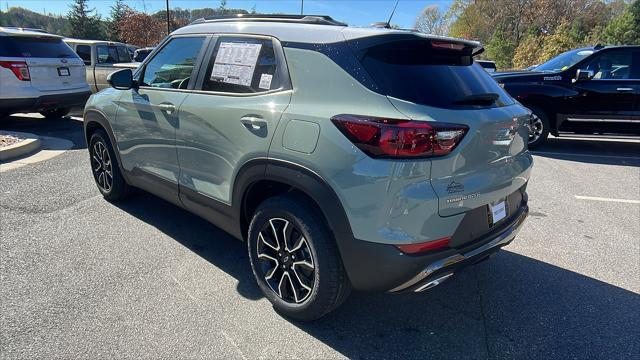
[247,194,351,321]
[40,108,70,119]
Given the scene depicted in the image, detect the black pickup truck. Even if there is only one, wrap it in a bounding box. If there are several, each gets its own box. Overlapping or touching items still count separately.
[493,45,640,148]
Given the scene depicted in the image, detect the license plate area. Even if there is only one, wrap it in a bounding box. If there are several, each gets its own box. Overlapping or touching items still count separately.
[488,199,507,226]
[57,67,70,76]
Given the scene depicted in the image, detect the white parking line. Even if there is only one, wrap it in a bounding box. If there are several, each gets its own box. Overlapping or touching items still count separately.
[574,195,640,204]
[532,151,640,160]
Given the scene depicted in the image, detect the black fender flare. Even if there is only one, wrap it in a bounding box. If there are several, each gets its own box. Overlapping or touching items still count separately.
[231,158,354,241]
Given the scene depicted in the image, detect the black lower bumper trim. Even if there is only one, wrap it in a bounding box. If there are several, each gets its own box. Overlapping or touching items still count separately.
[1,90,91,113]
[336,197,529,292]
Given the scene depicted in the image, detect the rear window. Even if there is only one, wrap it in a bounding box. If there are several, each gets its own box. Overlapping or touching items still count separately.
[0,36,78,58]
[360,40,513,109]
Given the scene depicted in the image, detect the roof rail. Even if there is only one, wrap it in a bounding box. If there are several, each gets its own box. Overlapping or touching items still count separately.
[190,14,347,26]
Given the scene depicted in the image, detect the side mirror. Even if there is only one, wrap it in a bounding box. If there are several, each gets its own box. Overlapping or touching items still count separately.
[573,69,594,83]
[107,69,136,90]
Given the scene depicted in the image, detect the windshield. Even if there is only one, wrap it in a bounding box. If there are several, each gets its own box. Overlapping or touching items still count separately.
[534,48,594,72]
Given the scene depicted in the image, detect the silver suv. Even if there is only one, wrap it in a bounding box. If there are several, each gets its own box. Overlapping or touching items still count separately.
[0,27,90,119]
[84,15,533,320]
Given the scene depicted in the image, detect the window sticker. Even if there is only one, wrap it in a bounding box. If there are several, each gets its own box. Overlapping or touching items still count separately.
[258,73,273,90]
[210,42,262,87]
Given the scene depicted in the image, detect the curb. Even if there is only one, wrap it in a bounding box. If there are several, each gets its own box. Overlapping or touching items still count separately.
[0,131,42,162]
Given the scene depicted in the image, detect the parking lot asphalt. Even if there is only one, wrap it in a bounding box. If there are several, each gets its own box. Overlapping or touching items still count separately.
[1,114,639,359]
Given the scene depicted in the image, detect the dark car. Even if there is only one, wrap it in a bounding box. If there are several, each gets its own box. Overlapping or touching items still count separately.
[133,47,154,62]
[477,59,497,73]
[493,45,640,148]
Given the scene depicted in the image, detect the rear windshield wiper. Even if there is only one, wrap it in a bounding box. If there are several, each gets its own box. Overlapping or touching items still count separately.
[453,93,499,106]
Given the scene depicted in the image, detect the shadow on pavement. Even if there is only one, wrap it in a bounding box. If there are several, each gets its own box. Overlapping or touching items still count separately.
[0,113,87,149]
[532,136,640,166]
[115,192,640,359]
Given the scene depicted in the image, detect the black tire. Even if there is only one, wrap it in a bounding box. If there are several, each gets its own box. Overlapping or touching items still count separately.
[40,107,71,119]
[88,129,130,201]
[527,105,550,150]
[247,194,352,321]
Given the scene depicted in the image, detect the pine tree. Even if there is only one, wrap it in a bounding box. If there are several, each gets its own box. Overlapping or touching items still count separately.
[67,0,104,39]
[108,0,129,42]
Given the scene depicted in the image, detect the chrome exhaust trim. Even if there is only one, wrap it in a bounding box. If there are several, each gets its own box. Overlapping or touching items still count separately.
[414,273,454,292]
[389,207,528,293]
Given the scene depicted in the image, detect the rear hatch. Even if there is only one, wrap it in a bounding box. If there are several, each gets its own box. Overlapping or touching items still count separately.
[354,34,533,218]
[1,35,86,91]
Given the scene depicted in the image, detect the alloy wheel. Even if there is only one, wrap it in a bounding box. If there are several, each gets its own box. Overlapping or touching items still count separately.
[256,218,315,304]
[91,141,113,193]
[529,114,544,143]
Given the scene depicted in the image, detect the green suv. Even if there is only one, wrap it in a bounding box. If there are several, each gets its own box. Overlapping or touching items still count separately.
[84,15,533,320]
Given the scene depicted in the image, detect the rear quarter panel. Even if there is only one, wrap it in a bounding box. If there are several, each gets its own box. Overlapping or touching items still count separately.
[270,47,462,245]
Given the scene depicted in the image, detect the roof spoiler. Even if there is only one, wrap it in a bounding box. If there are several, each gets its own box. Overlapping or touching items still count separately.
[343,31,484,57]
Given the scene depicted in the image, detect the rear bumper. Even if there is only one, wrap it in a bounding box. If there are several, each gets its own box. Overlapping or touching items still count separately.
[0,90,91,114]
[337,192,529,292]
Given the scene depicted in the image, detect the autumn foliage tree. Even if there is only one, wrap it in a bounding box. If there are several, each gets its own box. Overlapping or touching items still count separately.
[117,10,165,47]
[448,0,639,69]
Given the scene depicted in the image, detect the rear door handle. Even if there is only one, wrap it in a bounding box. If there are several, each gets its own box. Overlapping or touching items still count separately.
[240,115,267,130]
[157,103,176,114]
[616,87,634,92]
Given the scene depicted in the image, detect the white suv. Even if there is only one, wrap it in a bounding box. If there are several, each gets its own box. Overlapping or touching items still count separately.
[0,27,91,119]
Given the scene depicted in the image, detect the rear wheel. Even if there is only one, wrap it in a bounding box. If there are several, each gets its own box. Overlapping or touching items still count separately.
[40,107,70,119]
[527,106,550,149]
[247,194,351,321]
[88,129,130,201]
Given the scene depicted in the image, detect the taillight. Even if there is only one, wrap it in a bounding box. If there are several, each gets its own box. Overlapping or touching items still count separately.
[396,237,451,254]
[331,114,468,158]
[0,61,31,81]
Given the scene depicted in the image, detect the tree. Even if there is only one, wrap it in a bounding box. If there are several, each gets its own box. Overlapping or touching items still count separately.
[118,9,165,47]
[485,26,517,69]
[601,1,640,45]
[512,35,543,68]
[108,0,129,42]
[538,22,582,63]
[66,0,104,39]
[448,0,637,69]
[415,5,449,36]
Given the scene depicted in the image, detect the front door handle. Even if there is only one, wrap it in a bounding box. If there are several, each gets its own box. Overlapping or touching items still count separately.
[240,115,267,130]
[157,103,176,114]
[616,87,634,92]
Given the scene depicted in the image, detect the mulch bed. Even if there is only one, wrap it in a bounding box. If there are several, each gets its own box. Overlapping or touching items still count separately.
[0,132,26,148]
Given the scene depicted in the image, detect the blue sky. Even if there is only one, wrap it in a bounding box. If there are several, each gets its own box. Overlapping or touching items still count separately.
[3,0,453,28]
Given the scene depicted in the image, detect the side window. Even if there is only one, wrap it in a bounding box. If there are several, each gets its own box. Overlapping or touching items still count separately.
[76,45,91,64]
[116,46,131,62]
[97,45,116,64]
[140,37,205,89]
[580,50,632,80]
[201,37,281,93]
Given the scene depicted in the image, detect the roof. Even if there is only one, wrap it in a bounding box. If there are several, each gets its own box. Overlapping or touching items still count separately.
[63,38,127,46]
[0,27,61,38]
[174,17,481,50]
